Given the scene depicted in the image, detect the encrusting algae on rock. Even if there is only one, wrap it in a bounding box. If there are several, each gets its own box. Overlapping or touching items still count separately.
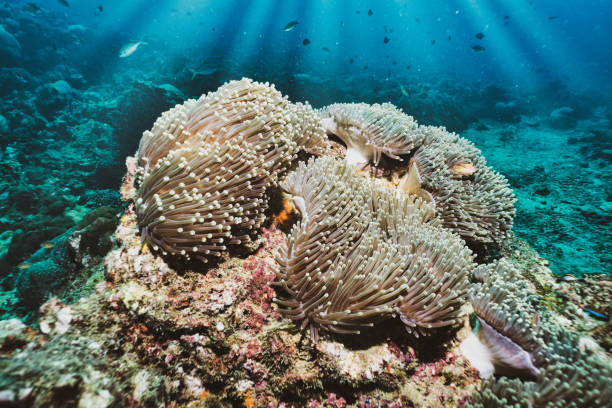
[0,78,609,407]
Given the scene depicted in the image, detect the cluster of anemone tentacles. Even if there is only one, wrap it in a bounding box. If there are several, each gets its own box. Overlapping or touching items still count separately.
[274,156,475,341]
[465,260,612,408]
[320,102,516,247]
[134,78,325,262]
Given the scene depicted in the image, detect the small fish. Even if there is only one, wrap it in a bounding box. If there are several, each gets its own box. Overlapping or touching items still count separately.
[50,79,72,94]
[18,262,31,270]
[472,45,485,52]
[283,20,298,31]
[448,35,452,40]
[475,32,484,39]
[119,41,147,58]
[400,84,409,97]
[560,273,578,282]
[41,241,54,249]
[355,10,360,14]
[98,4,103,12]
[450,161,477,176]
[384,36,389,44]
[583,307,608,321]
[322,47,330,52]
[67,24,87,32]
[302,38,310,46]
[22,2,41,14]
[58,0,70,7]
[431,39,436,45]
[188,67,217,79]
[548,15,558,20]
[349,58,354,63]
[368,9,373,16]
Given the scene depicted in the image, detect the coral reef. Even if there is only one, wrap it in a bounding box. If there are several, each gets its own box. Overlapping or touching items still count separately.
[0,69,609,406]
[320,102,516,248]
[275,156,474,340]
[134,78,325,262]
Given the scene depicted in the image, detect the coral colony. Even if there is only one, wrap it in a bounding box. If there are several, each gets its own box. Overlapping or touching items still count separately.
[1,79,610,407]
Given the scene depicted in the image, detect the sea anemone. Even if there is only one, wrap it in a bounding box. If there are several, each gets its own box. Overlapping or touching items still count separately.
[320,102,516,246]
[409,134,516,245]
[468,355,612,408]
[134,78,325,261]
[465,259,612,407]
[462,260,542,379]
[274,156,474,341]
[319,102,427,165]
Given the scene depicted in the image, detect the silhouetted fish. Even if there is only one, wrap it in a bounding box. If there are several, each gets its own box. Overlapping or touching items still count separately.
[58,0,69,7]
[431,39,436,45]
[472,45,485,52]
[384,36,389,44]
[302,38,310,46]
[548,15,558,20]
[98,4,103,12]
[368,9,373,16]
[189,67,217,79]
[283,20,298,31]
[475,32,484,39]
[322,47,330,52]
[22,2,41,14]
[349,58,354,63]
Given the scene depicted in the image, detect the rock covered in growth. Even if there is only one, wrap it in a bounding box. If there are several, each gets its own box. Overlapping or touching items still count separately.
[274,156,474,341]
[134,78,325,262]
[320,102,516,246]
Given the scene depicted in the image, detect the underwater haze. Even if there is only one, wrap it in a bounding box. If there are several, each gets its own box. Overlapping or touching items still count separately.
[0,0,610,317]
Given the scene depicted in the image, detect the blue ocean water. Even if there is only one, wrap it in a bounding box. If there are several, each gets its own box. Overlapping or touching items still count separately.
[0,0,610,317]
